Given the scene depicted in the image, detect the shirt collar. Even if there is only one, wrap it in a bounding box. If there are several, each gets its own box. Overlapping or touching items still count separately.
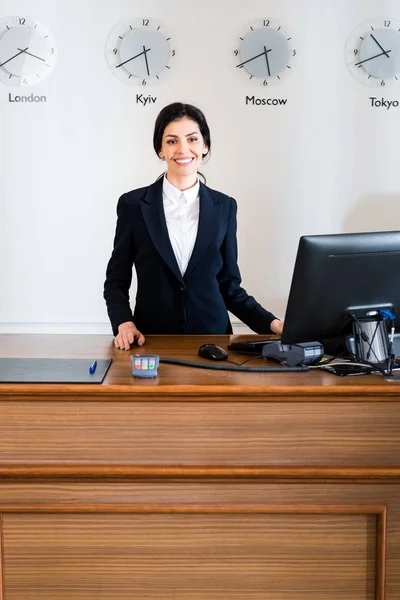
[163,175,200,204]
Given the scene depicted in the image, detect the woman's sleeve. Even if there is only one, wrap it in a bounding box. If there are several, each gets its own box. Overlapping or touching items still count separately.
[103,194,135,336]
[217,197,278,334]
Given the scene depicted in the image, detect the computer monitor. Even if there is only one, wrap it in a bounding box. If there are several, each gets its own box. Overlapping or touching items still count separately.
[281,231,400,347]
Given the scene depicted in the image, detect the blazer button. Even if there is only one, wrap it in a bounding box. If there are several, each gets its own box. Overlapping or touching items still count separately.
[180,285,184,291]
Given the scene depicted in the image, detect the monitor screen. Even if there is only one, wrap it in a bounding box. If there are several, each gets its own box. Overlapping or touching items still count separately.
[281,231,400,346]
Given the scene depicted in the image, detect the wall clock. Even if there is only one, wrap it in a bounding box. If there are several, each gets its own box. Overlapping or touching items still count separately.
[105,17,175,86]
[345,18,400,87]
[0,16,57,86]
[233,18,296,86]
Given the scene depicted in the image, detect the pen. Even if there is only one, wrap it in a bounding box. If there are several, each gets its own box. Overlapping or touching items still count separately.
[89,360,97,374]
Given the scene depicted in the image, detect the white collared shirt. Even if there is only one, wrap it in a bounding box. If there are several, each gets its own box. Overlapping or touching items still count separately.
[162,175,200,275]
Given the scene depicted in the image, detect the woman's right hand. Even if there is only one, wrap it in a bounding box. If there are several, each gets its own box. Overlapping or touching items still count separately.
[114,321,145,350]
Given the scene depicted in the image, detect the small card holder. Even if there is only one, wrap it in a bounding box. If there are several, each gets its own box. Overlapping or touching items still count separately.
[131,354,159,378]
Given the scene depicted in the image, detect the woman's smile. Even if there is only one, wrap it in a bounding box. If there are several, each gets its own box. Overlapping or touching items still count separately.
[174,157,195,165]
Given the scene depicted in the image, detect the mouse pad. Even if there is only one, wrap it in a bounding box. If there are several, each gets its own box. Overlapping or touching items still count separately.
[0,358,112,383]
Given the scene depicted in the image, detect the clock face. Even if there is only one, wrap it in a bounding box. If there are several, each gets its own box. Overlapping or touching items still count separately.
[106,17,175,86]
[345,19,400,86]
[234,19,296,86]
[0,16,57,86]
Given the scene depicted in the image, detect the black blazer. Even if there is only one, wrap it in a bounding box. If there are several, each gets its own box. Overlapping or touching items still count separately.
[104,177,277,335]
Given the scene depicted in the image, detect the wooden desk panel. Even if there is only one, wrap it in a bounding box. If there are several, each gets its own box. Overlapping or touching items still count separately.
[0,334,400,599]
[0,400,400,467]
[1,509,380,600]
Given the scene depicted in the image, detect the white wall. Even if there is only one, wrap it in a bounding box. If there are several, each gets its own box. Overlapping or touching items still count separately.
[1,0,400,334]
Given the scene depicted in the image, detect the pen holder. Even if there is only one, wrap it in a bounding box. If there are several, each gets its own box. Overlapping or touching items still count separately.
[352,318,389,364]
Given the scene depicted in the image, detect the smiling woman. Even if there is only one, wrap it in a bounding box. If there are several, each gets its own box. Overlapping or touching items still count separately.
[103,102,283,350]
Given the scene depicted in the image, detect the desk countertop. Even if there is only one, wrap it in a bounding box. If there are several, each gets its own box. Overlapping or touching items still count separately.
[0,333,399,397]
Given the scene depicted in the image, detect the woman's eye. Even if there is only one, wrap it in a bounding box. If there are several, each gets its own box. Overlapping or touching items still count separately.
[189,137,198,143]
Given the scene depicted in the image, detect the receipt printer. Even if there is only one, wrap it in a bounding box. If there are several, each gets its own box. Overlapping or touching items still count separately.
[262,341,324,367]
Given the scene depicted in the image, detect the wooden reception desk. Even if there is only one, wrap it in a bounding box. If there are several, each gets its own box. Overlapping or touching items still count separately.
[0,333,400,599]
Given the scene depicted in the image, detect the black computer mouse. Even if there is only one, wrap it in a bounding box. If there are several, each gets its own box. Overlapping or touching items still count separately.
[198,344,228,361]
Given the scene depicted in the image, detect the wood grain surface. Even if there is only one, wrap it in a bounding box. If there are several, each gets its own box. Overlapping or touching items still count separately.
[0,333,399,394]
[0,333,399,599]
[0,509,382,600]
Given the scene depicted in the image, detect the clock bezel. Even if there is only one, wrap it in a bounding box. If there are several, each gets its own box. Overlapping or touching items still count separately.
[105,17,175,87]
[233,18,296,87]
[345,18,400,87]
[0,15,57,87]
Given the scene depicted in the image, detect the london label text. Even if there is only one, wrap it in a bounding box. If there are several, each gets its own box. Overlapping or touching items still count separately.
[9,93,47,103]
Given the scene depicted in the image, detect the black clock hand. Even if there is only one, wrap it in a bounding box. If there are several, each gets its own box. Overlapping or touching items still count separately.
[236,49,270,68]
[143,45,150,76]
[0,46,28,68]
[17,48,46,62]
[264,45,271,76]
[355,49,392,67]
[116,47,150,69]
[370,34,390,58]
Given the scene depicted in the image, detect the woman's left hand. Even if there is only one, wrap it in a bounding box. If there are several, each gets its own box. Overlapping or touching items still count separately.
[270,319,284,335]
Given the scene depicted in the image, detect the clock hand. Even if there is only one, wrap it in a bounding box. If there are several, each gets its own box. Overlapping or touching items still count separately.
[236,49,271,68]
[264,45,271,76]
[17,48,46,62]
[143,45,150,76]
[370,34,390,58]
[116,47,151,69]
[355,49,392,67]
[0,46,28,68]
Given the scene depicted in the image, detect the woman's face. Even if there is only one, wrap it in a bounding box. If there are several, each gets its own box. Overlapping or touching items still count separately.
[159,117,208,183]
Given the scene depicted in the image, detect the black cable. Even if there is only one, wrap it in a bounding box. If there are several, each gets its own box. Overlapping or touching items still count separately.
[386,318,396,377]
[350,357,387,376]
[226,354,263,366]
[160,357,309,372]
[386,354,395,377]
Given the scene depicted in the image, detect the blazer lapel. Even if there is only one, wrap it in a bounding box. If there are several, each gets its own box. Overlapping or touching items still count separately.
[185,182,221,278]
[141,178,184,283]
